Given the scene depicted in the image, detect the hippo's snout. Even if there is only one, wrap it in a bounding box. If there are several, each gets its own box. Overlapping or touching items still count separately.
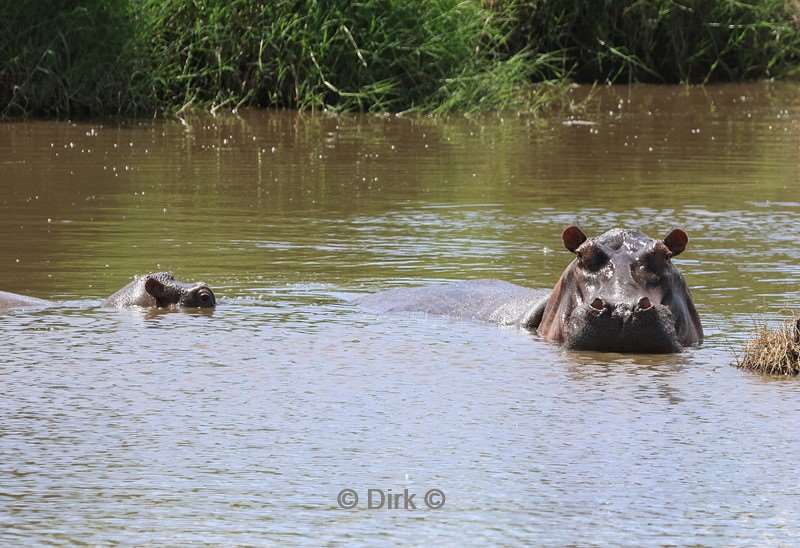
[567,296,681,353]
[193,286,216,308]
[196,288,215,307]
[181,285,216,308]
[585,296,661,322]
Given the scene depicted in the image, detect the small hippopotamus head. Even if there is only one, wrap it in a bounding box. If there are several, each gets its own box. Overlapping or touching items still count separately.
[144,272,216,308]
[537,227,702,353]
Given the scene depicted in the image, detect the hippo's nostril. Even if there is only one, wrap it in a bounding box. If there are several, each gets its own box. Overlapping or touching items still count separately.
[591,298,605,311]
[638,297,652,310]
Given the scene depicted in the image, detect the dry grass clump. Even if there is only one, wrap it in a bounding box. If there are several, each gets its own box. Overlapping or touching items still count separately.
[737,318,800,376]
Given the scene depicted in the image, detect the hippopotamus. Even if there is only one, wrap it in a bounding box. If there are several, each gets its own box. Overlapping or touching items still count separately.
[357,226,703,353]
[0,290,50,313]
[104,272,216,308]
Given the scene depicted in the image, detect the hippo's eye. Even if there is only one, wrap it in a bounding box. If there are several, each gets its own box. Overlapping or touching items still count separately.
[635,253,666,285]
[635,262,660,282]
[644,247,670,272]
[577,246,607,271]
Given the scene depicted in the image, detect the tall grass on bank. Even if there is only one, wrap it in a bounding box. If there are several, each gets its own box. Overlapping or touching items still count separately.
[508,0,800,84]
[0,1,141,117]
[2,0,800,118]
[1,0,558,117]
[139,0,559,114]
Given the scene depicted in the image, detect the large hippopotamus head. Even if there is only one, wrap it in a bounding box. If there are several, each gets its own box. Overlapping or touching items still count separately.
[537,227,702,353]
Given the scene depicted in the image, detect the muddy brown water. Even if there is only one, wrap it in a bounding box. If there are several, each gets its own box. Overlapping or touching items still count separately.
[2,83,799,544]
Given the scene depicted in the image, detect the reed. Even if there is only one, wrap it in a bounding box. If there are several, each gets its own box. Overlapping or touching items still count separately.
[2,0,799,118]
[508,0,800,84]
[136,0,565,114]
[0,1,141,117]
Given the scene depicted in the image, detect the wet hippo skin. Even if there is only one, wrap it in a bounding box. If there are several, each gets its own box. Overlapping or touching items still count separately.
[358,226,703,353]
[357,279,550,327]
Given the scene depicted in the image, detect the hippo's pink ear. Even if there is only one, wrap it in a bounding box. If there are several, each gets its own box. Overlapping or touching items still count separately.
[562,225,587,253]
[144,277,167,299]
[663,229,688,257]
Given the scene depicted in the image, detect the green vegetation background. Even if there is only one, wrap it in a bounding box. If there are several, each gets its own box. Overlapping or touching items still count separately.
[2,0,799,118]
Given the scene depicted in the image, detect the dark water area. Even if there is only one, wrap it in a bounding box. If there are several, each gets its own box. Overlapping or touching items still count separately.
[1,83,800,544]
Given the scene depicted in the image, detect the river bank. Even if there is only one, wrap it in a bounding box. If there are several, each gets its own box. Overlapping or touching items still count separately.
[2,1,799,118]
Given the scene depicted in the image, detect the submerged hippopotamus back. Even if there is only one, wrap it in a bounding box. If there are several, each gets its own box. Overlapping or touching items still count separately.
[104,272,216,309]
[358,225,702,354]
[532,226,702,352]
[0,290,50,313]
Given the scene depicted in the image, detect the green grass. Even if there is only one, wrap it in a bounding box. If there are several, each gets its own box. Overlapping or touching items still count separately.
[0,1,140,117]
[1,0,799,118]
[508,0,800,84]
[138,0,561,114]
